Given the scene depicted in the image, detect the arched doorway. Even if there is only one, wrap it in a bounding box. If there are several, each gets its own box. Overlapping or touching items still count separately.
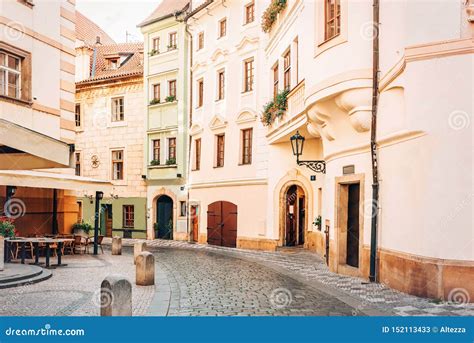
[284,185,306,247]
[156,195,173,240]
[207,201,237,248]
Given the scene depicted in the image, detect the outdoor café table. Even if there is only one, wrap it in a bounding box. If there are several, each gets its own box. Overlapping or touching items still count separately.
[5,238,74,268]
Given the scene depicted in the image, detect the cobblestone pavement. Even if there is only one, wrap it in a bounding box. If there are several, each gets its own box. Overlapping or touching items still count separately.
[105,238,474,317]
[0,253,154,316]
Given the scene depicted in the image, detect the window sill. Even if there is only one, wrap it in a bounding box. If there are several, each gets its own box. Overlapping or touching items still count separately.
[238,163,252,166]
[241,90,254,96]
[0,95,32,107]
[213,165,224,169]
[108,122,127,128]
[215,98,224,103]
[315,33,347,58]
[149,101,177,108]
[148,164,177,169]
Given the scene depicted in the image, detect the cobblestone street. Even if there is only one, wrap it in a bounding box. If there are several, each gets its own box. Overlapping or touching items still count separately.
[1,239,473,317]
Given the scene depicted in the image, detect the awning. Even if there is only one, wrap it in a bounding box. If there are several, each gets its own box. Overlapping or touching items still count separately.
[0,119,71,169]
[0,170,113,194]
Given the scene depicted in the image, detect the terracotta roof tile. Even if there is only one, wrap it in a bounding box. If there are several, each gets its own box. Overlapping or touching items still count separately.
[76,11,116,47]
[77,42,143,84]
[138,0,189,27]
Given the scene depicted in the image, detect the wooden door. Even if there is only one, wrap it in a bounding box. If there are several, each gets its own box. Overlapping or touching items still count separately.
[156,196,173,240]
[346,183,360,267]
[191,205,199,242]
[207,201,237,248]
[105,205,113,237]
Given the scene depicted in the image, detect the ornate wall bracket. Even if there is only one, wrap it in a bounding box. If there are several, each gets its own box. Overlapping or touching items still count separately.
[297,160,326,173]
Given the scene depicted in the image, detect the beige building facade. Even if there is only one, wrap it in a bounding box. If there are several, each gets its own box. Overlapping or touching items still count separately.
[0,0,110,236]
[75,14,147,238]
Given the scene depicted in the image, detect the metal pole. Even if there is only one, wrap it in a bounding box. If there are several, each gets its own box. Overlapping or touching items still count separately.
[93,191,101,255]
[369,0,380,282]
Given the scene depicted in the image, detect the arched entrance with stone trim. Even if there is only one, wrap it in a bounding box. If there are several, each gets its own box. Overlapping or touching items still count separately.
[150,188,177,240]
[275,169,314,248]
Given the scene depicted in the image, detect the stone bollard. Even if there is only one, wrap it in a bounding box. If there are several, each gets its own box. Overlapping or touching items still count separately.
[136,251,155,286]
[112,236,122,255]
[100,275,132,316]
[0,237,4,271]
[133,242,147,265]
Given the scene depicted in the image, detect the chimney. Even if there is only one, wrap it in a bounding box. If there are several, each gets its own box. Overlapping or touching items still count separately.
[96,35,101,45]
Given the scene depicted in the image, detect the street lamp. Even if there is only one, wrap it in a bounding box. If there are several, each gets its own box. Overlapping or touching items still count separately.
[290,131,326,173]
[93,191,104,255]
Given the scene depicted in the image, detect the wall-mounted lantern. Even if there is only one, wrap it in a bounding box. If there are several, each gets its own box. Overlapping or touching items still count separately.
[290,131,326,173]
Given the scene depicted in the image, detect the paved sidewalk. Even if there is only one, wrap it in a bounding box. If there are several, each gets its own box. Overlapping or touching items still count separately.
[106,238,474,317]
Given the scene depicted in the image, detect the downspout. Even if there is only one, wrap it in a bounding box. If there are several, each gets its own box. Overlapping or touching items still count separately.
[369,0,380,282]
[184,17,193,242]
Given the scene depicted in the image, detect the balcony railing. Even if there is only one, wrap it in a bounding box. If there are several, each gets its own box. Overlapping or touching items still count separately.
[268,80,305,131]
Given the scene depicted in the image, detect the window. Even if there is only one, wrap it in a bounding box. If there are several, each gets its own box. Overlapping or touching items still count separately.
[217,70,225,100]
[111,97,124,121]
[123,205,134,228]
[112,150,124,180]
[273,63,279,99]
[152,139,160,163]
[194,138,201,171]
[283,50,291,90]
[168,80,176,99]
[243,58,254,92]
[179,201,187,217]
[218,18,227,38]
[0,52,21,99]
[107,58,119,70]
[245,2,255,24]
[153,84,160,102]
[168,137,176,161]
[216,134,225,167]
[75,103,81,127]
[198,32,204,50]
[168,32,177,49]
[241,128,253,165]
[75,152,81,176]
[197,79,204,107]
[325,0,341,41]
[152,37,160,53]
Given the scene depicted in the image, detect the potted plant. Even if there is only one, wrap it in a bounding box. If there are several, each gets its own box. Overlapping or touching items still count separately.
[150,159,160,166]
[165,95,176,103]
[0,217,16,271]
[149,98,160,105]
[148,49,158,56]
[260,89,289,126]
[166,157,176,165]
[72,221,93,236]
[313,215,322,231]
[261,0,288,33]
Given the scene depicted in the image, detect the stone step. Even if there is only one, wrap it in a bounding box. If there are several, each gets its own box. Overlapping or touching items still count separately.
[0,264,52,289]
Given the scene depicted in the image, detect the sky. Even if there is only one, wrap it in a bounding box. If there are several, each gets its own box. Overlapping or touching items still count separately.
[76,0,161,43]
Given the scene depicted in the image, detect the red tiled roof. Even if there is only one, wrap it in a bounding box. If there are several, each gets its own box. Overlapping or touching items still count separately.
[76,11,116,47]
[77,42,143,84]
[138,0,189,27]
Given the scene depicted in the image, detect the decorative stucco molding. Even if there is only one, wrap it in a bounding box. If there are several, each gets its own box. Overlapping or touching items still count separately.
[235,36,259,51]
[236,108,258,125]
[335,88,372,133]
[189,122,204,136]
[208,114,228,131]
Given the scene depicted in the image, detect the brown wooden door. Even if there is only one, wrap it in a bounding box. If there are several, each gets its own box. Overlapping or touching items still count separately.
[105,205,113,237]
[207,201,237,248]
[346,183,360,267]
[191,205,199,242]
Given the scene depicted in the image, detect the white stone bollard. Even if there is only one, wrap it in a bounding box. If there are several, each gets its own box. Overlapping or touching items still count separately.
[112,236,122,255]
[133,242,147,265]
[0,237,4,271]
[100,275,132,316]
[136,251,155,286]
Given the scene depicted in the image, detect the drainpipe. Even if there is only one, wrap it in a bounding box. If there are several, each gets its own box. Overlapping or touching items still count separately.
[185,21,193,242]
[369,0,380,282]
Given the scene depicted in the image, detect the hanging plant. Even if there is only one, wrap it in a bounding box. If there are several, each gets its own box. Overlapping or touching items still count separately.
[260,89,289,126]
[261,0,288,33]
[0,217,16,238]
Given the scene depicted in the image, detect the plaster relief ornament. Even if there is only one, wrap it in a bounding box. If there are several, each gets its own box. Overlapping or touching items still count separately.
[91,155,100,168]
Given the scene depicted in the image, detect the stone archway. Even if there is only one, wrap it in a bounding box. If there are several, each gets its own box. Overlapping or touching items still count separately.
[275,169,314,247]
[149,188,177,240]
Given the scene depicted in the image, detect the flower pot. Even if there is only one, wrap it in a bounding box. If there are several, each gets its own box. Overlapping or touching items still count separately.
[0,236,4,271]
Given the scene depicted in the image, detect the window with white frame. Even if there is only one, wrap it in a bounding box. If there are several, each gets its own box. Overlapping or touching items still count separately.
[0,51,21,99]
[111,96,124,121]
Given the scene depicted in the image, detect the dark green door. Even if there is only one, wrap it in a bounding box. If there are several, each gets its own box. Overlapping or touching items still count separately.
[156,196,173,240]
